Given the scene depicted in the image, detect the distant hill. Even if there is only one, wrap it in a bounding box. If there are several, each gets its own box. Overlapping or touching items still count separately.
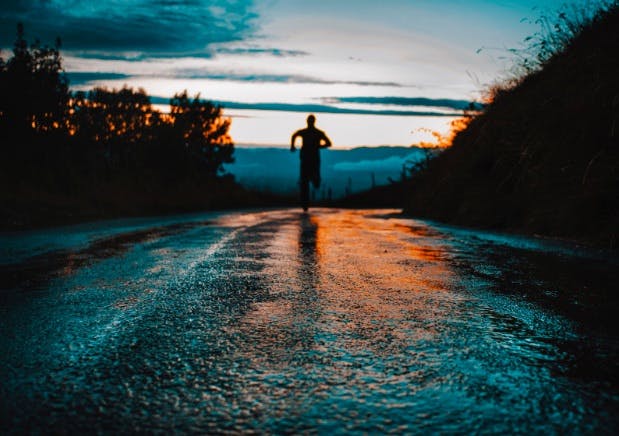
[228,146,425,199]
[404,5,619,247]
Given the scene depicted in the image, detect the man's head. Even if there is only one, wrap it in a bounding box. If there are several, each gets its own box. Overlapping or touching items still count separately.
[307,114,316,127]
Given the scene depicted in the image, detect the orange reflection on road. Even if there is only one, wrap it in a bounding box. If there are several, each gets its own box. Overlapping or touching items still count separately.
[235,209,460,365]
[226,208,463,412]
[309,209,457,355]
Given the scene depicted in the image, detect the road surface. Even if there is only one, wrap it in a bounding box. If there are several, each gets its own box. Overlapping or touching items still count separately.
[1,208,617,433]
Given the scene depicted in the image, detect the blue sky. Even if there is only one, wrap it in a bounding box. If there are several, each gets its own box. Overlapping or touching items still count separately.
[0,0,585,146]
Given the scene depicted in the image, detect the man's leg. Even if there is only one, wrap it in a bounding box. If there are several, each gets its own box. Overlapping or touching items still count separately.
[311,170,321,190]
[300,178,309,211]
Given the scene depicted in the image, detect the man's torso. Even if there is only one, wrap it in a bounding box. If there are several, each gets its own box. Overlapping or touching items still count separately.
[298,127,325,160]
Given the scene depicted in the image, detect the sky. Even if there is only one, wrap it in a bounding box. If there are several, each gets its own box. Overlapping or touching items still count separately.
[0,0,583,147]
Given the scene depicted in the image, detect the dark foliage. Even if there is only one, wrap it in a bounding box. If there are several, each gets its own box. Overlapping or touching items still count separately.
[405,4,619,247]
[0,24,256,228]
[0,23,69,137]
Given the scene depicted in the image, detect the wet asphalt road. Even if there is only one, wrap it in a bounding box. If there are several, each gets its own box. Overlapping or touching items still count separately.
[1,208,618,434]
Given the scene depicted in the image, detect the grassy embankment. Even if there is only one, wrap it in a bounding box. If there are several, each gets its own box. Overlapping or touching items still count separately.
[401,3,618,247]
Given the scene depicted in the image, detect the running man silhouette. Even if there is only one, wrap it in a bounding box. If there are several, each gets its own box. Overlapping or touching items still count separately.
[291,114,332,211]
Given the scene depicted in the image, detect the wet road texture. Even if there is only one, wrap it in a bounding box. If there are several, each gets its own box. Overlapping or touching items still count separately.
[1,208,618,433]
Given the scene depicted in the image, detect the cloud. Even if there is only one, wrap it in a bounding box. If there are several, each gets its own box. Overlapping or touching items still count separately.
[63,67,404,88]
[146,97,462,117]
[66,72,131,86]
[68,51,219,62]
[0,0,257,56]
[64,46,308,62]
[214,101,459,116]
[165,70,403,87]
[324,96,485,111]
[215,47,309,57]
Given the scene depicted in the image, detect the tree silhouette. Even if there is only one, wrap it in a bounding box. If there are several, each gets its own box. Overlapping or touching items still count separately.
[1,24,243,226]
[0,23,68,138]
[69,87,157,176]
[170,91,234,178]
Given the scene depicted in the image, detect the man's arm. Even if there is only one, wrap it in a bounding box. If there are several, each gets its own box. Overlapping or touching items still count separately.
[290,131,300,152]
[320,131,332,148]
